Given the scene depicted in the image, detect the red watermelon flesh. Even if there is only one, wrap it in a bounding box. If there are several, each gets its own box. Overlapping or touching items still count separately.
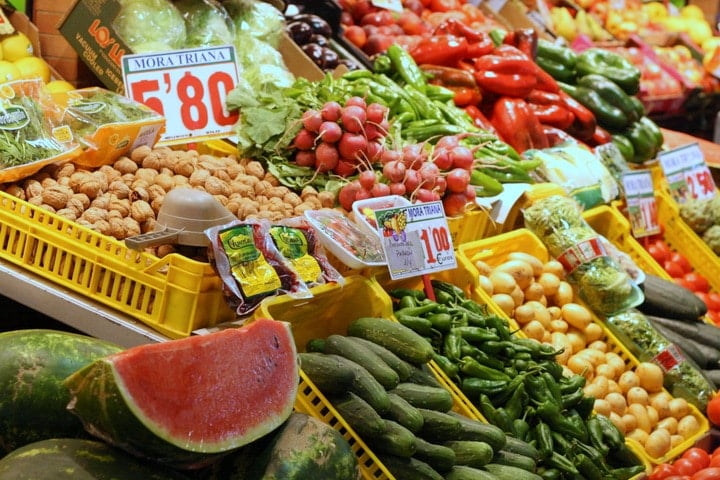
[64,318,298,465]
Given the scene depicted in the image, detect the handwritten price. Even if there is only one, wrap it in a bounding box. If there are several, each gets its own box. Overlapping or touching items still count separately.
[684,165,716,200]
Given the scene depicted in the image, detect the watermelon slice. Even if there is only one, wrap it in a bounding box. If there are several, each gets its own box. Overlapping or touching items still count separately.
[63,319,298,468]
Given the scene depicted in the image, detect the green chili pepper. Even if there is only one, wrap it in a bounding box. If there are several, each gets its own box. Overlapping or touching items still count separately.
[534,420,554,459]
[387,43,427,93]
[575,453,604,480]
[461,345,506,371]
[443,331,463,361]
[470,169,505,197]
[427,312,453,332]
[424,83,456,103]
[538,467,562,480]
[559,374,586,395]
[396,314,434,336]
[432,352,459,381]
[560,388,585,409]
[587,415,610,456]
[577,74,640,123]
[459,356,511,381]
[595,413,624,450]
[504,381,526,419]
[566,409,589,443]
[371,54,392,74]
[397,295,419,310]
[559,82,629,131]
[513,418,531,441]
[462,377,508,398]
[494,406,514,434]
[575,394,596,420]
[612,134,635,163]
[639,115,664,150]
[546,451,579,475]
[536,39,577,83]
[432,279,465,298]
[453,325,499,343]
[389,288,426,300]
[610,465,647,480]
[394,303,439,318]
[536,401,587,442]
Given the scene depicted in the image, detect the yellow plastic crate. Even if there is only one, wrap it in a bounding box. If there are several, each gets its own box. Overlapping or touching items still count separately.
[254,275,487,480]
[447,207,493,245]
[0,192,235,338]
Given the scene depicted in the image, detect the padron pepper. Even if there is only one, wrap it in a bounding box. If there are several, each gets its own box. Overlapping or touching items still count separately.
[575,48,641,95]
[473,45,538,98]
[535,38,577,83]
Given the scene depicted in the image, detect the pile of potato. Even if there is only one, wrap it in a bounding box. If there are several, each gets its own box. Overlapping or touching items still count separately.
[475,252,704,460]
[1,145,335,257]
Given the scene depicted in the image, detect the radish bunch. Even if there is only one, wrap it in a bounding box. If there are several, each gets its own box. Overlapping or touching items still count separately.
[291,97,390,177]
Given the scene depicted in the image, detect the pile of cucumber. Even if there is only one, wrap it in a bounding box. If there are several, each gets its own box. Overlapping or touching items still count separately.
[301,316,543,480]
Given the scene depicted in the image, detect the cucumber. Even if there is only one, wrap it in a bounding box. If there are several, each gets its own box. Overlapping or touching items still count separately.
[305,338,326,353]
[376,454,444,480]
[325,334,400,390]
[445,465,499,480]
[413,437,456,473]
[323,354,391,414]
[391,382,454,412]
[331,392,386,438]
[447,411,507,452]
[348,317,434,364]
[646,314,720,350]
[407,364,443,387]
[386,392,425,433]
[345,336,415,381]
[492,450,537,472]
[651,321,715,369]
[484,463,543,480]
[445,440,494,468]
[501,436,539,461]
[417,408,462,442]
[639,274,707,321]
[298,352,356,395]
[371,419,417,457]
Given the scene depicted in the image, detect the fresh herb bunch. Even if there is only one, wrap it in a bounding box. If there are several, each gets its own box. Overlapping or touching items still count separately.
[0,95,64,168]
[66,90,157,138]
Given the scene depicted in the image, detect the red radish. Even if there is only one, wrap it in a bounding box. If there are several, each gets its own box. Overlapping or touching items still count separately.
[294,150,316,167]
[382,160,406,183]
[315,142,339,173]
[345,96,368,109]
[321,101,342,122]
[366,103,387,124]
[371,182,391,198]
[341,105,367,134]
[355,188,372,201]
[389,182,406,196]
[302,109,323,133]
[449,145,474,170]
[443,192,469,217]
[338,132,368,161]
[415,188,440,202]
[338,182,361,210]
[292,128,316,151]
[436,135,460,150]
[377,118,390,135]
[465,184,476,201]
[419,162,440,188]
[432,147,453,171]
[402,143,426,170]
[364,123,383,141]
[318,121,342,143]
[359,170,377,190]
[380,149,401,165]
[366,141,384,161]
[446,168,471,193]
[435,176,447,196]
[335,159,357,177]
[403,169,422,192]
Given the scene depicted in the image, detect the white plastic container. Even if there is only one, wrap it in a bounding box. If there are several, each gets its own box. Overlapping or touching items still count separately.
[352,195,412,239]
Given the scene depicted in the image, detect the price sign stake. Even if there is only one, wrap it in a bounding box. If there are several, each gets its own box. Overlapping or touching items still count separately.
[374,201,456,280]
[122,45,240,146]
[621,169,660,238]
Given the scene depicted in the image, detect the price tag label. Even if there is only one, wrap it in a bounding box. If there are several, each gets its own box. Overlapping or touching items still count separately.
[374,201,456,280]
[659,142,716,203]
[122,45,240,146]
[371,0,403,11]
[485,0,508,12]
[621,169,660,238]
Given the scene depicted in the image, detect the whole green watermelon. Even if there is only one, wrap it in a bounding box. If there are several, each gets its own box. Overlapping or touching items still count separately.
[0,329,123,454]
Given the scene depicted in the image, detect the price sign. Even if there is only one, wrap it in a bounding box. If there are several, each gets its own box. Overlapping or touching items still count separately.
[371,0,403,11]
[659,143,716,203]
[374,201,456,280]
[122,45,240,146]
[621,170,660,238]
[485,0,508,12]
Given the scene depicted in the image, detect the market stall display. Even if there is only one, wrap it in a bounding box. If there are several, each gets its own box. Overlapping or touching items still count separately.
[2,0,720,478]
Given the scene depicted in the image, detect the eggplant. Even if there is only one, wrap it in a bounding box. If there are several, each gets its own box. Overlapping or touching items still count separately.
[320,47,340,69]
[286,21,313,44]
[294,13,332,37]
[309,34,330,47]
[301,43,324,65]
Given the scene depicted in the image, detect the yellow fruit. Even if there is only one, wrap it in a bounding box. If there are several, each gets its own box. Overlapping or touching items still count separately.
[687,19,713,46]
[681,4,706,20]
[13,56,51,83]
[643,2,668,21]
[1,32,33,62]
[44,79,75,94]
[0,60,21,83]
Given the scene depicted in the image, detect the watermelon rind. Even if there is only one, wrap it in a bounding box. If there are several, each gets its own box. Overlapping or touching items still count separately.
[0,438,192,479]
[63,319,299,468]
[0,329,123,455]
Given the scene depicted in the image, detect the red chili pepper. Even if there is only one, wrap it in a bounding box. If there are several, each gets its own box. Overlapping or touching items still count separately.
[465,105,496,132]
[473,49,538,98]
[409,35,469,67]
[589,125,613,146]
[528,103,575,130]
[490,97,549,153]
[558,90,597,142]
[449,86,482,107]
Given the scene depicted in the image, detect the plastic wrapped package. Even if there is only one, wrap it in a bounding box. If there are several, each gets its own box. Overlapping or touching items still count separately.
[174,0,236,48]
[523,195,643,315]
[113,0,186,53]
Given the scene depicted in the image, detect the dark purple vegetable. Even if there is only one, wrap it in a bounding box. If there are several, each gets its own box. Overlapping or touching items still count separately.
[309,34,329,47]
[287,21,313,44]
[302,43,324,64]
[320,48,340,69]
[294,13,332,37]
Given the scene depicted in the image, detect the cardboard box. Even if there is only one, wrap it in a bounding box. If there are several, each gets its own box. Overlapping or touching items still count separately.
[689,0,719,29]
[58,0,325,93]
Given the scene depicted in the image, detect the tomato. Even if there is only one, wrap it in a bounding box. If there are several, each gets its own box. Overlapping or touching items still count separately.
[670,251,693,274]
[697,292,711,308]
[684,272,710,293]
[343,25,367,49]
[692,468,720,480]
[706,395,720,426]
[708,309,720,325]
[651,464,679,480]
[709,456,720,468]
[676,277,697,291]
[648,241,670,264]
[429,0,461,12]
[683,449,711,470]
[664,260,686,279]
[674,458,703,476]
[653,239,672,261]
[706,292,720,311]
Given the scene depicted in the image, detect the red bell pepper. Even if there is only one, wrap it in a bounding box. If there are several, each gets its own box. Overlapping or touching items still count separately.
[409,35,469,67]
[473,46,538,98]
[465,105,496,133]
[504,28,538,59]
[589,125,613,146]
[490,97,549,153]
[533,63,561,93]
[449,86,482,107]
[528,103,575,130]
[433,18,495,58]
[420,65,477,87]
[558,90,597,142]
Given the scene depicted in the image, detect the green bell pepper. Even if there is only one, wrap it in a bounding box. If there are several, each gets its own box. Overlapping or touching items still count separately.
[627,118,659,164]
[536,39,577,83]
[559,81,628,131]
[577,73,640,124]
[576,48,641,95]
[611,134,635,163]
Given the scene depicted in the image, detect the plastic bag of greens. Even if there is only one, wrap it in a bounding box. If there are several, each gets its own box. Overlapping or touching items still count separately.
[175,0,236,49]
[605,309,714,411]
[0,79,82,183]
[113,0,186,53]
[223,0,285,48]
[523,194,643,315]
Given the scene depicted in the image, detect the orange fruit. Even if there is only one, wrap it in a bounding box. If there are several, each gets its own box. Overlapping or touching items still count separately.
[13,56,51,83]
[1,32,33,62]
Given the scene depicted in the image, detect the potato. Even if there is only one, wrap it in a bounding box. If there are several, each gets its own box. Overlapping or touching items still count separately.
[553,281,574,306]
[636,362,664,393]
[617,371,641,394]
[514,303,535,325]
[655,416,678,435]
[489,271,518,295]
[605,392,627,415]
[508,252,544,277]
[478,275,494,295]
[644,429,672,458]
[668,398,690,419]
[626,386,649,406]
[593,398,612,417]
[492,293,515,317]
[537,272,560,296]
[523,282,545,302]
[542,259,565,277]
[495,259,534,290]
[561,303,592,330]
[626,428,648,445]
[627,403,651,433]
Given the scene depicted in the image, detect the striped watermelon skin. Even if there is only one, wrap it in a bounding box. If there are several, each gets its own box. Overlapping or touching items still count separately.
[0,329,123,455]
[63,319,299,469]
[0,438,191,479]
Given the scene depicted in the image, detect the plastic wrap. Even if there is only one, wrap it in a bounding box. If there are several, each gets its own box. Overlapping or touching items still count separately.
[205,220,311,317]
[523,195,643,315]
[113,0,186,53]
[174,0,236,48]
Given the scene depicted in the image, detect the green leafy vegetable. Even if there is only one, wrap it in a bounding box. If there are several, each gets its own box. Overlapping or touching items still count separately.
[0,95,64,168]
[175,0,235,48]
[225,0,285,48]
[113,0,186,53]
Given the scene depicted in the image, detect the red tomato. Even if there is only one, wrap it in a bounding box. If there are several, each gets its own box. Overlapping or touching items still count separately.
[343,25,367,49]
[683,449,711,470]
[697,292,711,309]
[707,395,720,426]
[670,251,693,274]
[707,292,720,311]
[676,277,697,291]
[665,260,686,279]
[674,458,703,476]
[360,10,395,26]
[429,0,461,12]
[707,309,720,325]
[692,468,720,480]
[653,239,672,261]
[685,272,710,293]
[648,242,670,264]
[651,464,678,480]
